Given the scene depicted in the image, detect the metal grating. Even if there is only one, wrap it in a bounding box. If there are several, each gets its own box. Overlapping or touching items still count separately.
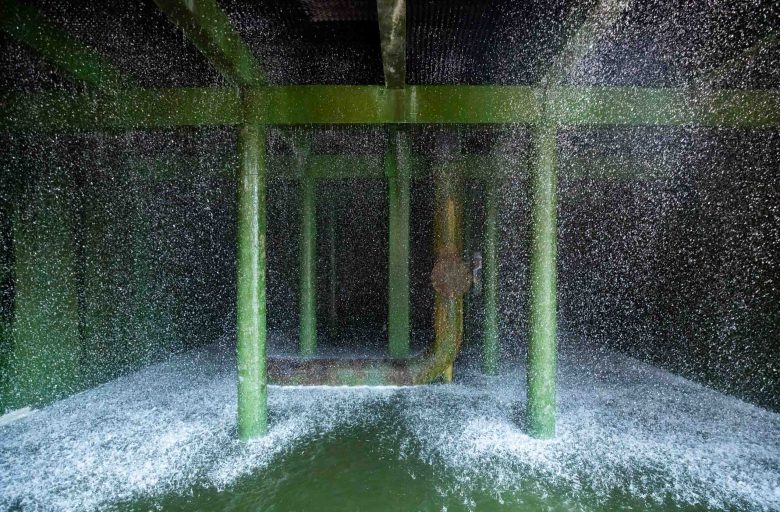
[0,0,777,90]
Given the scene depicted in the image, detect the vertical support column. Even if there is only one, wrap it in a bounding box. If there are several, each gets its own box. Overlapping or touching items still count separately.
[387,130,411,357]
[433,162,465,383]
[236,124,267,440]
[9,163,81,408]
[482,182,499,375]
[327,202,337,334]
[526,124,559,439]
[299,168,317,356]
[0,167,16,408]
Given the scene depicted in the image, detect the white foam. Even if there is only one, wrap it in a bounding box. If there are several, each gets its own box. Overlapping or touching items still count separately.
[1,343,777,511]
[399,349,780,510]
[0,348,392,511]
[0,407,35,427]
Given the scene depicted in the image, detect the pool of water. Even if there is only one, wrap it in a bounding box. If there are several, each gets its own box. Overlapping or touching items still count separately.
[126,404,710,512]
[2,335,778,511]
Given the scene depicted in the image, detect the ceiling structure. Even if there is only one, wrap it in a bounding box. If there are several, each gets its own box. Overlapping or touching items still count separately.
[0,0,778,132]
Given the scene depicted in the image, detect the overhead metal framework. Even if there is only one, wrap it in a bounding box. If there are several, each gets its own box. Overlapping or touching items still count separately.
[0,0,134,90]
[1,0,777,442]
[153,0,267,87]
[377,0,406,88]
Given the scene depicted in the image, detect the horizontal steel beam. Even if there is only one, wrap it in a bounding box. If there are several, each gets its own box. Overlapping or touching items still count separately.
[0,88,240,131]
[550,87,780,127]
[2,86,779,132]
[1,0,133,90]
[153,0,266,87]
[243,86,541,124]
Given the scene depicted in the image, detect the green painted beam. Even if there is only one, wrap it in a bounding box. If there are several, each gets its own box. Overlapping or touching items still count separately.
[153,0,266,87]
[405,86,540,125]
[526,124,559,439]
[552,87,780,127]
[2,86,780,132]
[246,85,540,124]
[236,124,267,440]
[0,88,241,132]
[387,130,411,357]
[245,86,404,124]
[0,0,132,90]
[523,0,619,433]
[376,0,406,88]
[247,85,540,124]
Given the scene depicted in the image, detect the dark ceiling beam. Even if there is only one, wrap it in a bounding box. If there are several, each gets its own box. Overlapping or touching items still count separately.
[541,0,631,87]
[376,0,406,88]
[152,0,266,87]
[0,0,134,90]
[2,86,778,131]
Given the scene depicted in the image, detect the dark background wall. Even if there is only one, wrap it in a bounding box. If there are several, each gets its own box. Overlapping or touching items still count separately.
[0,129,237,410]
[1,126,777,413]
[554,128,779,411]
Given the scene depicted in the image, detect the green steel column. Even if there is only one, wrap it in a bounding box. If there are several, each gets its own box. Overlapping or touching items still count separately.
[236,124,267,440]
[327,202,337,334]
[0,215,9,387]
[8,163,81,408]
[526,124,559,439]
[387,130,411,357]
[0,165,17,410]
[1,0,133,90]
[299,170,317,356]
[482,183,500,375]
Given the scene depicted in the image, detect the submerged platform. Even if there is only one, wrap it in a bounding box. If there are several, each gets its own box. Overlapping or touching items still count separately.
[261,326,431,359]
[1,335,778,511]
